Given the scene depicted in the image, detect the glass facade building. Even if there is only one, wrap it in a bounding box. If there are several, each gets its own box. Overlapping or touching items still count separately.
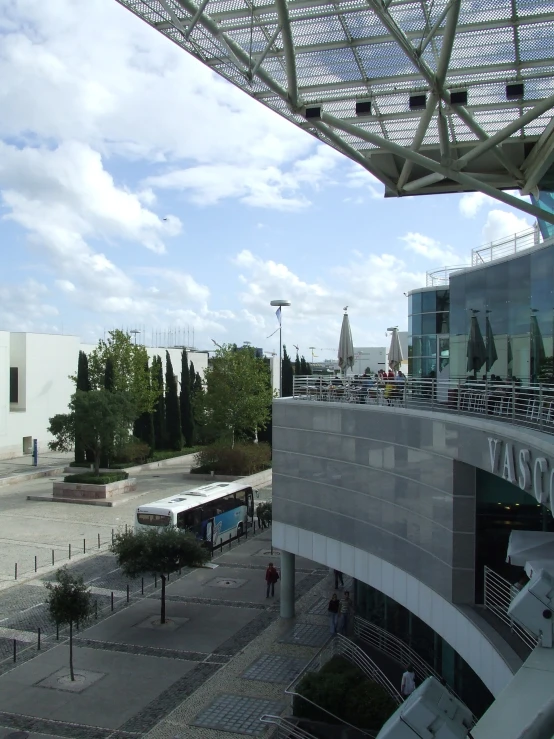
[409,241,554,382]
[408,287,450,379]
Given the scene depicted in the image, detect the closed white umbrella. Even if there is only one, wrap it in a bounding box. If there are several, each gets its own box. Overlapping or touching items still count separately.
[388,327,403,371]
[338,308,354,376]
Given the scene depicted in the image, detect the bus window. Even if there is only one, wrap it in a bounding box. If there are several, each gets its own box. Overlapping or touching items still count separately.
[176,511,187,529]
[184,509,202,535]
[137,513,171,527]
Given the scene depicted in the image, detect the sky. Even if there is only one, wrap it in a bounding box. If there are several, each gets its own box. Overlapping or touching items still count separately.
[0,0,535,361]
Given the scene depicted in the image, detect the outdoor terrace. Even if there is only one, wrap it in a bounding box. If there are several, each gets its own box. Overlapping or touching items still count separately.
[291,375,554,437]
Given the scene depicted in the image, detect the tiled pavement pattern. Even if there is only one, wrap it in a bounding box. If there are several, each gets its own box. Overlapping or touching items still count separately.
[308,576,353,615]
[0,521,341,739]
[278,623,330,648]
[242,655,306,684]
[191,695,285,736]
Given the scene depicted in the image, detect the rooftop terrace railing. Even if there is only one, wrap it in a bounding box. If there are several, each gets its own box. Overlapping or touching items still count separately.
[471,225,542,266]
[291,375,554,437]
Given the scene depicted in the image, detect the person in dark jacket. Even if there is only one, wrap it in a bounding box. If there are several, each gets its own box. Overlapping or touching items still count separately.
[265,562,279,598]
[328,593,340,634]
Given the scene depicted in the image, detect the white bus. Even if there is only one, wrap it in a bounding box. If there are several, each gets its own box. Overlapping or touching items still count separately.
[135,481,255,548]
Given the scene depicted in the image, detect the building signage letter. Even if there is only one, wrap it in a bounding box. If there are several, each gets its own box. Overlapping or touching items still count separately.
[518,449,532,491]
[488,438,502,473]
[534,457,549,504]
[502,443,516,484]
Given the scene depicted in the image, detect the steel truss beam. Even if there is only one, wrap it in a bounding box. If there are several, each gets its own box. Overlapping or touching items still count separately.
[274,0,299,110]
[320,111,554,226]
[521,117,554,196]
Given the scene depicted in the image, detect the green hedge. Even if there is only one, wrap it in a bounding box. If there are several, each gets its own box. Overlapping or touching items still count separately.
[70,447,201,470]
[193,442,271,476]
[64,471,129,485]
[293,656,397,731]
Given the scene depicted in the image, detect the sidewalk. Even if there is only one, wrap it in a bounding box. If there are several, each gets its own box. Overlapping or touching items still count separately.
[0,453,73,487]
[0,527,334,739]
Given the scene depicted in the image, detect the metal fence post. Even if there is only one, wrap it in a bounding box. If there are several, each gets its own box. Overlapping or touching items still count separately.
[14,563,17,580]
[56,623,59,640]
[483,567,488,609]
[141,577,144,595]
[35,556,37,573]
[83,538,86,554]
[155,574,157,588]
[98,533,101,549]
[112,528,114,544]
[126,584,130,603]
[512,383,516,421]
[52,549,55,566]
[38,628,41,650]
[69,543,71,560]
[540,384,544,429]
[95,600,98,619]
[111,592,114,611]
[228,533,231,550]
[13,640,16,662]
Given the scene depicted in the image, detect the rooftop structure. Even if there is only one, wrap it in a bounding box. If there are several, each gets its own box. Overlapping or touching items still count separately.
[117,0,554,224]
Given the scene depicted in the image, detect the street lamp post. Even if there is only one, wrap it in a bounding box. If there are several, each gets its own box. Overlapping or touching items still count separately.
[270,300,291,397]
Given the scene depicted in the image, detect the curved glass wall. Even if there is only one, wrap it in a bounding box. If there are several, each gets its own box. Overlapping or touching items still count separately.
[408,288,450,378]
[449,242,554,382]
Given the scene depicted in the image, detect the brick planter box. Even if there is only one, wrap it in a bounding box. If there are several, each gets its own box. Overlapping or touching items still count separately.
[53,477,137,500]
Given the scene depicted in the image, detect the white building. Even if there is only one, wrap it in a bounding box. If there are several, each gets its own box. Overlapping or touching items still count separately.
[352,346,388,375]
[0,332,208,460]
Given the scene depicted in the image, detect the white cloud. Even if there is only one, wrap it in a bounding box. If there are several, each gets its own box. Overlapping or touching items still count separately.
[0,279,59,332]
[459,191,488,218]
[400,232,462,265]
[481,209,532,244]
[344,166,383,200]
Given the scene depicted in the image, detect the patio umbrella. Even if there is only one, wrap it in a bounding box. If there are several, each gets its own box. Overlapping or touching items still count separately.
[338,309,354,376]
[466,314,487,377]
[388,327,403,371]
[531,314,546,378]
[485,316,498,372]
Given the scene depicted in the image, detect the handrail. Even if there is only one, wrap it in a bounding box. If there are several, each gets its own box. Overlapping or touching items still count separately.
[471,224,544,267]
[290,376,554,438]
[284,633,401,737]
[353,615,475,725]
[483,566,538,650]
[260,715,322,739]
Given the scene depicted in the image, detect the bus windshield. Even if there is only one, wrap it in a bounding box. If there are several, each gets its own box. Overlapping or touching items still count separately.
[137,512,171,527]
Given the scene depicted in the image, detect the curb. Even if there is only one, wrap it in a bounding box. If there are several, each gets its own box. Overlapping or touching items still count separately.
[0,466,66,488]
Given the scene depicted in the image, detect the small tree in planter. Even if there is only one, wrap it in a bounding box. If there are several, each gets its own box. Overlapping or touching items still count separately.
[110,528,209,624]
[45,567,94,681]
[48,389,137,476]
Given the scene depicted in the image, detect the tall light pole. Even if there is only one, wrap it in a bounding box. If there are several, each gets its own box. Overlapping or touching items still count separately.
[130,329,140,345]
[270,299,291,397]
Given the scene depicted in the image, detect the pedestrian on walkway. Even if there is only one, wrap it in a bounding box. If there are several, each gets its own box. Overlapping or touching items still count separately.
[401,666,416,700]
[265,562,279,598]
[328,593,340,634]
[338,590,353,635]
[256,503,264,529]
[334,569,344,589]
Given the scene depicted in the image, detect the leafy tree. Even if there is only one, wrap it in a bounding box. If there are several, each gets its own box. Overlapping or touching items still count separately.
[110,528,209,623]
[48,389,137,475]
[85,330,159,414]
[165,351,182,451]
[282,345,293,397]
[152,356,166,449]
[180,349,195,447]
[45,567,94,681]
[133,359,155,452]
[203,344,273,445]
[300,356,309,375]
[294,352,301,376]
[75,351,91,465]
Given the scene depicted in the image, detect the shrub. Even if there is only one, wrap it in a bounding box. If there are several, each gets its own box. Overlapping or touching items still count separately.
[193,442,271,476]
[112,437,151,465]
[293,656,397,731]
[64,472,129,485]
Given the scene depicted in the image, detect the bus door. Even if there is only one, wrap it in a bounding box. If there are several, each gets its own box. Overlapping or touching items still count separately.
[206,518,214,549]
[247,489,254,522]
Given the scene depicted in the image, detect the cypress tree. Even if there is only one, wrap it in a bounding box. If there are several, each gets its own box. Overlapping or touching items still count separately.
[75,351,91,464]
[104,357,115,391]
[180,349,195,448]
[152,356,166,450]
[300,356,308,375]
[189,360,196,393]
[165,352,182,451]
[282,346,293,397]
[295,352,301,376]
[134,359,155,452]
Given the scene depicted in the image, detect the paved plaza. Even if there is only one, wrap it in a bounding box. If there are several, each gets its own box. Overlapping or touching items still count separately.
[0,462,341,739]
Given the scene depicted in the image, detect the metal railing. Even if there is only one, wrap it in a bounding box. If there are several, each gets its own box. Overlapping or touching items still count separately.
[285,633,401,737]
[426,265,469,286]
[353,616,475,724]
[291,376,554,437]
[260,715,322,739]
[483,566,538,650]
[471,225,542,266]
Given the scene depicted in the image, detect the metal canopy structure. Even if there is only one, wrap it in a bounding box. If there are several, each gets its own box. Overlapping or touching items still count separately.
[116,0,554,225]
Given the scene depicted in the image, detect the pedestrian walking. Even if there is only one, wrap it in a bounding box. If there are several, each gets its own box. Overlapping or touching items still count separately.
[256,503,264,529]
[334,569,344,589]
[401,666,416,700]
[328,593,340,634]
[265,562,279,598]
[338,590,353,635]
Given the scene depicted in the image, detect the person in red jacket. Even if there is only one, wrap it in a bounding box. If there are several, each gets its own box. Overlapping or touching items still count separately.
[265,562,279,598]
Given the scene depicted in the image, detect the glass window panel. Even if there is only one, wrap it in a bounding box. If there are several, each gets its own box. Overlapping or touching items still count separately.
[508,254,531,336]
[465,268,487,317]
[410,292,422,314]
[421,290,436,312]
[422,356,437,377]
[412,336,422,356]
[530,247,554,339]
[436,312,449,333]
[436,290,450,313]
[486,261,509,335]
[410,356,422,376]
[421,335,437,357]
[412,313,422,335]
[421,313,436,334]
[449,273,466,336]
[408,315,413,338]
